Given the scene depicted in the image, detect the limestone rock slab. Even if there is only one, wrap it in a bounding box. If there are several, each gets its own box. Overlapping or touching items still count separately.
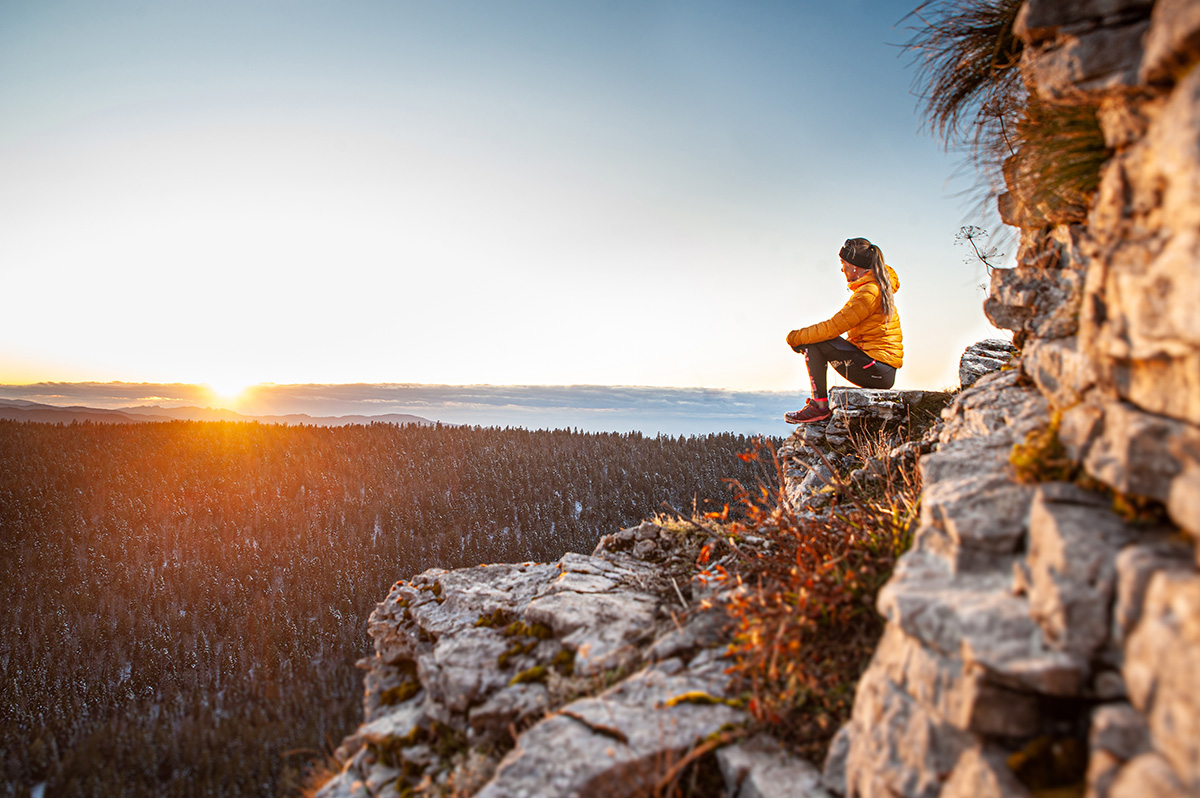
[985,259,1087,338]
[1122,570,1200,790]
[879,551,1085,696]
[476,662,745,798]
[1113,539,1194,646]
[870,624,1041,738]
[1027,486,1137,657]
[1023,336,1098,410]
[419,628,512,713]
[937,370,1048,447]
[1021,21,1150,99]
[1168,434,1200,547]
[920,459,1035,566]
[840,666,972,798]
[828,387,932,422]
[468,683,550,741]
[526,589,658,676]
[323,544,695,797]
[1064,398,1200,537]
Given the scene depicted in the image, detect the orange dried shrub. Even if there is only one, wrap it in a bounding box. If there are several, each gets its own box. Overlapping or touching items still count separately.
[712,440,919,763]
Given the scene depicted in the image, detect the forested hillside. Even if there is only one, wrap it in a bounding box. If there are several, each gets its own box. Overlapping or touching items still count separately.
[0,419,768,798]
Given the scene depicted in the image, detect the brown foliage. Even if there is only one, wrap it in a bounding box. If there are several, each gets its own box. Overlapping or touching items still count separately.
[699,439,920,762]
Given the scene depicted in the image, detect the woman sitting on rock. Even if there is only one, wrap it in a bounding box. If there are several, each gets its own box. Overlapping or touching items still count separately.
[785,237,903,424]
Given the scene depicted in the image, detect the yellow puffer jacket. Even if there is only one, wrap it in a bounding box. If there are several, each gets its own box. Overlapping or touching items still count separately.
[786,265,904,368]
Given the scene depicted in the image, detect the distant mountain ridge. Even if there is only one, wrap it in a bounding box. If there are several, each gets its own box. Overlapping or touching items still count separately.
[0,398,432,428]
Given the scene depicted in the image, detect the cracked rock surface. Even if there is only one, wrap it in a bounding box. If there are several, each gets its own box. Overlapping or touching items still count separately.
[317,535,746,797]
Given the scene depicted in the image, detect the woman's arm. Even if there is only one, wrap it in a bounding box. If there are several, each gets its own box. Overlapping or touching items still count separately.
[786,284,880,348]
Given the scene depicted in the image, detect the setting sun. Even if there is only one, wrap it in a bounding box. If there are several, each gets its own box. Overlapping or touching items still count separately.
[205,380,250,404]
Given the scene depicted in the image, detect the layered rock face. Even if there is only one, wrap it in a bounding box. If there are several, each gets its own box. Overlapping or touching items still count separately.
[830,2,1200,795]
[315,543,748,798]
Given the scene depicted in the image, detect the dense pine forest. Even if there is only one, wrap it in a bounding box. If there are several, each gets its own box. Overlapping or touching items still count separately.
[0,419,768,798]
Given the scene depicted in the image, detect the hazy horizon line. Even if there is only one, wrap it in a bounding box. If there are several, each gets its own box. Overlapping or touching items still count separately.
[1,379,796,392]
[0,381,804,437]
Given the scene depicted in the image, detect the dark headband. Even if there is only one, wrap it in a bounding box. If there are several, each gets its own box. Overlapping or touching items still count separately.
[839,238,875,270]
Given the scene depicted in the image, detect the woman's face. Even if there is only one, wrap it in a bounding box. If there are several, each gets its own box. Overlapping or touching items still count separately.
[840,258,862,282]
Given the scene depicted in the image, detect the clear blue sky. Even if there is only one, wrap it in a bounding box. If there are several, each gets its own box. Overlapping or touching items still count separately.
[0,0,1002,398]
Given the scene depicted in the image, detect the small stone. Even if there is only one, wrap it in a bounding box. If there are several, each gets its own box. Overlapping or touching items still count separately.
[1109,752,1192,798]
[1089,703,1149,762]
[632,539,658,559]
[717,734,830,798]
[940,745,1032,798]
[634,521,661,541]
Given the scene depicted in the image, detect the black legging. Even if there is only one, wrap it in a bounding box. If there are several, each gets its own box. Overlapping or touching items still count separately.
[792,336,896,399]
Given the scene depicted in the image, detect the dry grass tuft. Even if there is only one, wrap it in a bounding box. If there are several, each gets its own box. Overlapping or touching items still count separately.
[902,0,1025,163]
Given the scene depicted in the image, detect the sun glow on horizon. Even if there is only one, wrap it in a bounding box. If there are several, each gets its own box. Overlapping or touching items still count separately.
[205,380,252,406]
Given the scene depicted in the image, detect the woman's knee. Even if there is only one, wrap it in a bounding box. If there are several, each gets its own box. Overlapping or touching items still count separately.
[867,366,896,389]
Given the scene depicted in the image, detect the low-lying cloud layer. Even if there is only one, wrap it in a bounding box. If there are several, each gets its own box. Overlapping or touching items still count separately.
[0,382,800,437]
